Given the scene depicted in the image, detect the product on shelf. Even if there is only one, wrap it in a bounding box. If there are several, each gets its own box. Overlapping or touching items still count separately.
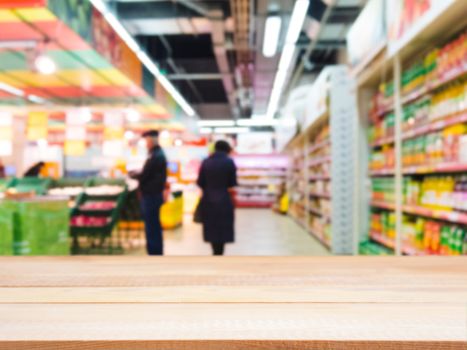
[403,215,466,255]
[369,145,395,172]
[372,178,395,203]
[370,209,396,243]
[403,175,467,211]
[402,122,467,167]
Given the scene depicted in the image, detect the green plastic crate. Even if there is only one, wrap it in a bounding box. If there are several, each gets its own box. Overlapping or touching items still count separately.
[10,198,70,255]
[0,201,14,255]
[8,177,52,195]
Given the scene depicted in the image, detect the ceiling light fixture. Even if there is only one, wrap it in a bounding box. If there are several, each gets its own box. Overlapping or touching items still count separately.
[262,15,281,57]
[0,82,25,97]
[198,120,236,127]
[124,130,135,140]
[236,119,278,127]
[266,0,310,119]
[160,130,170,139]
[126,109,141,122]
[214,127,250,134]
[199,127,213,134]
[34,54,57,75]
[174,139,183,147]
[89,0,196,118]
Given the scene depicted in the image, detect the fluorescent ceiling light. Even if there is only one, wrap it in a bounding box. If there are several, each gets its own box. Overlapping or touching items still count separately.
[237,119,278,127]
[214,127,249,134]
[265,0,309,119]
[0,82,25,97]
[285,0,310,44]
[198,120,235,127]
[28,94,48,104]
[89,0,196,118]
[279,44,296,70]
[35,54,57,75]
[263,16,281,57]
[200,127,213,134]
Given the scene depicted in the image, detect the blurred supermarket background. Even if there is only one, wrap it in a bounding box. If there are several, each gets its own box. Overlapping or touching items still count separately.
[0,0,466,256]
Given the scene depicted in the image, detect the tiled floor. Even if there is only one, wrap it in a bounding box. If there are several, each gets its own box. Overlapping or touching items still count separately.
[152,209,331,256]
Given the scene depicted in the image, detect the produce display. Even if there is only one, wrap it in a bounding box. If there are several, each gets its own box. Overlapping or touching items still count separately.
[85,185,124,196]
[48,186,84,197]
[79,201,116,211]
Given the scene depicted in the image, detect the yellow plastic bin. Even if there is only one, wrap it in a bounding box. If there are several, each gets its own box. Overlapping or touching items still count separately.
[161,192,184,230]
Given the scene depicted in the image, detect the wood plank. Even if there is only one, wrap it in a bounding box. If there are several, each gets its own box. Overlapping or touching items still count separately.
[0,257,466,348]
[1,285,467,303]
[0,303,465,347]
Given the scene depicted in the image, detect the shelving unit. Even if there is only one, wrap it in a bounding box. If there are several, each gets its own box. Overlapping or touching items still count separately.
[282,66,356,254]
[352,0,467,256]
[233,155,289,208]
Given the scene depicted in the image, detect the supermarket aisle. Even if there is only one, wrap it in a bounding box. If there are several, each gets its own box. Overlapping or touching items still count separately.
[138,209,330,256]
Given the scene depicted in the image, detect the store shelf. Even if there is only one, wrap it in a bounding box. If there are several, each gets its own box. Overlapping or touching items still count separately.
[235,201,273,208]
[370,201,395,211]
[369,169,395,177]
[403,163,467,175]
[309,175,331,181]
[402,111,467,140]
[370,135,395,147]
[369,231,395,250]
[401,64,467,106]
[307,139,330,154]
[307,156,331,167]
[308,207,331,220]
[237,182,281,187]
[308,228,331,249]
[402,205,467,225]
[402,245,427,256]
[309,192,331,199]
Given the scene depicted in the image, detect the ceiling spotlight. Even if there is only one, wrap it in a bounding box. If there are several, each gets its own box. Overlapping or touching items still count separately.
[160,130,170,139]
[174,139,183,147]
[34,54,56,75]
[80,107,93,123]
[126,109,141,122]
[124,130,135,140]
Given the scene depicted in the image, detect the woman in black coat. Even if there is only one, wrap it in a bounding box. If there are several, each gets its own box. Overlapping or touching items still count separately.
[197,140,237,255]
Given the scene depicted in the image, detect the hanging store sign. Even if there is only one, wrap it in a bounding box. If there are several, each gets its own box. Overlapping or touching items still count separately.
[27,111,48,141]
[0,0,46,8]
[64,109,87,156]
[0,111,12,156]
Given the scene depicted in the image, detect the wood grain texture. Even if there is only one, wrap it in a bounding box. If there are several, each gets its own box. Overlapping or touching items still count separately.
[0,257,466,349]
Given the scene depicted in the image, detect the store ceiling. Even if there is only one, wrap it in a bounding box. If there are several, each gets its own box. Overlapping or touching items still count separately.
[0,3,169,119]
[112,0,366,121]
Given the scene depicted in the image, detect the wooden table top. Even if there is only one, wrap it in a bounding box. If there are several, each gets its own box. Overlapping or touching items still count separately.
[0,256,466,349]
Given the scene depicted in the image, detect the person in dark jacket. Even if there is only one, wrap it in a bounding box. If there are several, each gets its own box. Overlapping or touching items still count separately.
[24,161,45,177]
[197,140,237,255]
[130,130,167,255]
